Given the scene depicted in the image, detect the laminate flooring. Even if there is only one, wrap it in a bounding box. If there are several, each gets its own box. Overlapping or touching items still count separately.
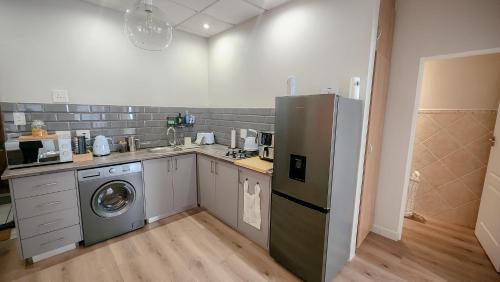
[0,209,498,281]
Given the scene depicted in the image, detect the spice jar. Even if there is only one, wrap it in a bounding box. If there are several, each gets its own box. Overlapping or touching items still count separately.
[31,120,47,137]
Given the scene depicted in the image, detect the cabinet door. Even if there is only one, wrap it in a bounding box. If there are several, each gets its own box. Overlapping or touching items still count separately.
[238,168,271,249]
[197,155,215,212]
[173,154,197,212]
[143,158,174,221]
[214,161,238,228]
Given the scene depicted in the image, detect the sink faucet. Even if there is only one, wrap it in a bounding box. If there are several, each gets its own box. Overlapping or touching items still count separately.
[167,126,176,146]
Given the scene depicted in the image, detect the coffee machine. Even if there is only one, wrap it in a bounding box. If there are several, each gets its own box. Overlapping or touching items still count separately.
[258,132,274,161]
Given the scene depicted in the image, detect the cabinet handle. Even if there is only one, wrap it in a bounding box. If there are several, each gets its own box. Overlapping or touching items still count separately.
[210,161,214,173]
[40,237,64,247]
[38,219,63,227]
[32,182,58,190]
[175,159,178,170]
[167,159,171,172]
[214,162,218,175]
[37,201,62,208]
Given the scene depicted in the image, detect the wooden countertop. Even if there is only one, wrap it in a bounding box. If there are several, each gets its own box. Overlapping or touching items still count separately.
[234,156,273,174]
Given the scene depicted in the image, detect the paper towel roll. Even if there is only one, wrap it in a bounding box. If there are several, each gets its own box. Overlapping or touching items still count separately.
[230,129,236,149]
[287,76,297,96]
[349,77,361,100]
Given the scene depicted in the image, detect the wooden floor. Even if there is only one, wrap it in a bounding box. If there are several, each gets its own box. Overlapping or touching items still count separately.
[336,218,500,282]
[0,210,498,282]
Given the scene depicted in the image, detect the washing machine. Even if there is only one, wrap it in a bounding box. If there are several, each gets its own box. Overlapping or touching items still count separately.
[77,162,145,246]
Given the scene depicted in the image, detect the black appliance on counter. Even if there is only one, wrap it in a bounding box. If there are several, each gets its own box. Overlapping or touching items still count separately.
[5,139,71,169]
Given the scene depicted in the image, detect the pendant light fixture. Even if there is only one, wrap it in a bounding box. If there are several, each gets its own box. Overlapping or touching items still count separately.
[124,0,173,51]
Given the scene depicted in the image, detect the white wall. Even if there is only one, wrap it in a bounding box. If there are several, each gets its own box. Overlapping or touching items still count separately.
[208,0,379,259]
[373,0,500,240]
[420,53,500,110]
[208,0,378,107]
[0,0,209,107]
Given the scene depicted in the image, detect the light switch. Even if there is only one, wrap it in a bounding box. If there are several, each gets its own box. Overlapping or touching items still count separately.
[240,129,247,139]
[13,112,26,126]
[52,89,69,103]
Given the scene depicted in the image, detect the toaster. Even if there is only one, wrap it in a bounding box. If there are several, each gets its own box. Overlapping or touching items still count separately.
[196,132,215,145]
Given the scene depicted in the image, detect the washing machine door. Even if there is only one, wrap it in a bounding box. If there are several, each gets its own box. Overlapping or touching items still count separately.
[92,180,136,218]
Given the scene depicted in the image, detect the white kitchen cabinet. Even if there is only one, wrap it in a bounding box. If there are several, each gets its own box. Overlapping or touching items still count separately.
[214,160,239,228]
[144,154,198,222]
[9,171,82,260]
[143,158,174,222]
[197,155,238,228]
[197,154,216,213]
[237,168,271,249]
[172,154,197,213]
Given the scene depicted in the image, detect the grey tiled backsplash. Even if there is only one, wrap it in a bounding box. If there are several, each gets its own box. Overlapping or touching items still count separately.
[1,102,275,151]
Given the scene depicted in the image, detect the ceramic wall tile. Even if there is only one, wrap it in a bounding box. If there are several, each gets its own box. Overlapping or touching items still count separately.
[410,110,495,228]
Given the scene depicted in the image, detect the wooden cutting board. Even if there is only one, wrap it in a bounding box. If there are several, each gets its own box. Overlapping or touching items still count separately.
[234,156,273,174]
[19,134,58,141]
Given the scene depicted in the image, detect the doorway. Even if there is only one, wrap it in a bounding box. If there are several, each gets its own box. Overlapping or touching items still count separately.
[404,52,500,270]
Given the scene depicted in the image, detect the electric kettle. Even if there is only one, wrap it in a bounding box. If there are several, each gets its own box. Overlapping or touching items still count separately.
[92,135,111,156]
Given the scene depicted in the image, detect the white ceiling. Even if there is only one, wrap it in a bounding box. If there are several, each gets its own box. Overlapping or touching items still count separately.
[82,0,290,37]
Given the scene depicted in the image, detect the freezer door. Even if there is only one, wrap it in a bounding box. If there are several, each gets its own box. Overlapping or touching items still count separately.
[273,94,337,209]
[270,192,328,282]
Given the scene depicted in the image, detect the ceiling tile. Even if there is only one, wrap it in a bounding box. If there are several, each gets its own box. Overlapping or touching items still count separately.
[83,0,196,25]
[82,0,135,11]
[155,0,197,25]
[169,0,217,12]
[245,0,289,10]
[203,0,264,25]
[177,13,233,37]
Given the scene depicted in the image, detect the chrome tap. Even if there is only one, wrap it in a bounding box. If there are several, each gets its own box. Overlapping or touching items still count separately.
[167,126,176,146]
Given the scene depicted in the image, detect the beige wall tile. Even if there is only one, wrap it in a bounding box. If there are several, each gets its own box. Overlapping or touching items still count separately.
[447,115,489,146]
[412,144,438,170]
[428,111,464,128]
[415,179,435,198]
[471,111,497,131]
[465,134,493,165]
[422,131,460,159]
[461,167,487,197]
[415,190,451,217]
[419,161,455,187]
[434,200,480,228]
[410,110,496,227]
[442,149,484,178]
[415,114,440,143]
[437,180,478,208]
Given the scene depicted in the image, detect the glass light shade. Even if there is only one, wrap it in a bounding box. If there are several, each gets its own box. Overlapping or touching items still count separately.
[124,0,173,51]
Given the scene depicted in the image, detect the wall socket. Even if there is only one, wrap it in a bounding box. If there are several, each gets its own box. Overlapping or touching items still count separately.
[13,112,26,126]
[52,89,69,103]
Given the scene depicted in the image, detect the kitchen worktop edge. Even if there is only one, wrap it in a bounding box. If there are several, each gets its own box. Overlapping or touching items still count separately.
[1,144,266,180]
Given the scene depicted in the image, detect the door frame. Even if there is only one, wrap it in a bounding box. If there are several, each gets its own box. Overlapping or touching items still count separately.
[395,47,500,239]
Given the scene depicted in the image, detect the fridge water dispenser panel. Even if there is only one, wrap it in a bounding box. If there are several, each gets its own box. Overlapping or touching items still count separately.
[289,154,306,182]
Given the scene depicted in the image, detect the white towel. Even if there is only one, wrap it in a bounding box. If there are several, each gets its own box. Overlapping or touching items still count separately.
[243,180,261,230]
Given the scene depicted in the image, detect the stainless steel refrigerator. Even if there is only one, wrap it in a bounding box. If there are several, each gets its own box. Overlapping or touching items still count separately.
[270,94,363,282]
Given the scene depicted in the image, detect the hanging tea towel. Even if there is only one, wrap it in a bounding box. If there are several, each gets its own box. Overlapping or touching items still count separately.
[243,180,261,230]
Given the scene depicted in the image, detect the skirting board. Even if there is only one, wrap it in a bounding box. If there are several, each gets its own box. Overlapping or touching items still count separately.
[31,243,77,263]
[372,224,401,241]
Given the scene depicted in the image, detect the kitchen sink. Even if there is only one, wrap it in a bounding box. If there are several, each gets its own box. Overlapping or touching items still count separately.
[147,146,183,153]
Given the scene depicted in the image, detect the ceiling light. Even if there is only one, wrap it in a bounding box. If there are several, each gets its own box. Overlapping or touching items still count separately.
[203,23,210,30]
[124,0,173,51]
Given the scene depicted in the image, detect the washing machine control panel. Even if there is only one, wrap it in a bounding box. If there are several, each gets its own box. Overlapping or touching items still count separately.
[78,162,142,181]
